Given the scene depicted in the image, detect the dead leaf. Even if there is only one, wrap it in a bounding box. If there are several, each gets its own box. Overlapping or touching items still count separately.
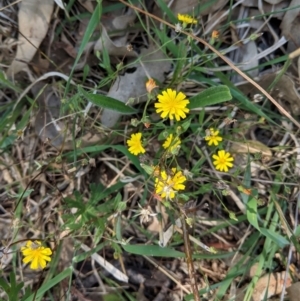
[287,282,300,301]
[154,0,226,17]
[204,10,227,34]
[94,25,138,58]
[286,16,300,54]
[7,0,54,77]
[101,45,171,128]
[234,41,259,82]
[239,73,300,115]
[280,0,300,37]
[231,140,272,158]
[252,271,292,301]
[243,1,289,20]
[264,0,285,3]
[31,83,67,148]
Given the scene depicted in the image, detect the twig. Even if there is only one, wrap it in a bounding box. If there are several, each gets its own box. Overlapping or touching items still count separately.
[181,216,201,301]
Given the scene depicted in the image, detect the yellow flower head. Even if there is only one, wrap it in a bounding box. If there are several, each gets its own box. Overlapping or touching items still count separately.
[127,133,146,156]
[178,13,197,25]
[163,134,181,153]
[155,168,187,200]
[146,78,158,93]
[212,30,219,39]
[21,240,52,270]
[212,150,234,172]
[155,89,190,121]
[205,128,223,146]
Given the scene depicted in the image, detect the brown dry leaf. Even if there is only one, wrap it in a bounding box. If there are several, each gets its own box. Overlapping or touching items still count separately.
[78,0,94,13]
[286,16,300,54]
[235,41,259,81]
[94,25,137,58]
[231,140,272,158]
[154,0,226,17]
[264,0,285,3]
[242,1,289,20]
[31,83,67,148]
[101,45,171,128]
[287,282,300,301]
[252,271,292,301]
[7,0,54,77]
[280,0,300,37]
[94,6,137,57]
[204,10,227,33]
[239,73,300,115]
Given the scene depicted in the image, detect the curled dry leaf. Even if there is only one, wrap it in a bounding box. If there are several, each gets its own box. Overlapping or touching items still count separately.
[94,7,137,58]
[7,0,54,77]
[94,25,138,58]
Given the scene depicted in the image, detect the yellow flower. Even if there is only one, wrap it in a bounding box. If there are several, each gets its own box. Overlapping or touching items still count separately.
[146,78,158,93]
[127,133,146,156]
[205,128,223,146]
[212,150,234,172]
[155,89,189,121]
[21,240,52,270]
[155,168,186,200]
[212,30,219,39]
[163,134,181,152]
[178,13,197,25]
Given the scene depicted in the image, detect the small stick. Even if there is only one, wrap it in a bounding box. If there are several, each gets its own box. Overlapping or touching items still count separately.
[181,216,201,301]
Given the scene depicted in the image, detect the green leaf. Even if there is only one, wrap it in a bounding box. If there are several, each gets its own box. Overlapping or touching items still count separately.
[65,2,102,96]
[78,86,137,114]
[123,244,185,257]
[246,197,260,231]
[189,86,232,109]
[23,267,73,301]
[260,228,289,248]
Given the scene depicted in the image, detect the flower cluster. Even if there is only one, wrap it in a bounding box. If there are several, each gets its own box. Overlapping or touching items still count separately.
[126,88,189,156]
[204,128,234,172]
[21,240,52,270]
[155,168,187,200]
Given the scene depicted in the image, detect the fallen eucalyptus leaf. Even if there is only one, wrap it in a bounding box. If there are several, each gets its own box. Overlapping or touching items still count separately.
[7,0,54,77]
[32,83,67,148]
[230,140,272,158]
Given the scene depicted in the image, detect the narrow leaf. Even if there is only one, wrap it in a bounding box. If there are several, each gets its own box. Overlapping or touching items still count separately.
[246,197,260,230]
[78,86,137,114]
[189,85,232,109]
[123,244,185,257]
[260,228,289,248]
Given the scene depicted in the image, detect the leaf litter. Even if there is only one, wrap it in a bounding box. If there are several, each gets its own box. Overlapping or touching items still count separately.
[1,0,300,300]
